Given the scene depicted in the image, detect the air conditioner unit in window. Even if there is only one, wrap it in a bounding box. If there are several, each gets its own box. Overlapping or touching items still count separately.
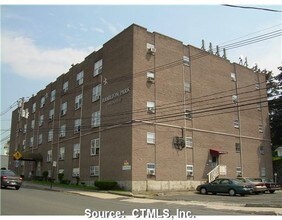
[187,171,194,177]
[232,95,238,103]
[60,133,65,137]
[148,47,156,55]
[75,153,80,158]
[98,68,102,74]
[147,77,155,83]
[93,95,100,102]
[148,169,155,176]
[147,107,155,113]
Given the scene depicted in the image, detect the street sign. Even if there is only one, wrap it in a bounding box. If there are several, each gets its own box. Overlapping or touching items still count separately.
[13,151,22,160]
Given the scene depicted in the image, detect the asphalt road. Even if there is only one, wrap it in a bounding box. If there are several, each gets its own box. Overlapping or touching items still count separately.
[0,187,255,216]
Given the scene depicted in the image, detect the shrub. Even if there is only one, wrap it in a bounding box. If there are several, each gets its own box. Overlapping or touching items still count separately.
[94,180,118,190]
[58,173,64,183]
[42,171,49,181]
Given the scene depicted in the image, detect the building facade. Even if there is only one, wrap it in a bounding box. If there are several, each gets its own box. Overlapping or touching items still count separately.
[9,24,272,191]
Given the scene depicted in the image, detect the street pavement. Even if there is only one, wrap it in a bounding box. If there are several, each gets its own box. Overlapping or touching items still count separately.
[16,181,282,215]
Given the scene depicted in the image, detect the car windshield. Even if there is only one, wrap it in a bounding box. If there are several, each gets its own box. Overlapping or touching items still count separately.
[1,170,16,176]
[232,179,242,185]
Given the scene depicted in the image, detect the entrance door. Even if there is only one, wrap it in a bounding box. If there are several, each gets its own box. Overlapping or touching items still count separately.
[211,155,218,169]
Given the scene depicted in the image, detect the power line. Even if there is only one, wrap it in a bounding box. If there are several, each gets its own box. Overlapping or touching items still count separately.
[222,4,282,13]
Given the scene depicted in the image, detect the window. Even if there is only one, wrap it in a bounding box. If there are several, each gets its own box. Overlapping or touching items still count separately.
[75,94,83,110]
[147,132,155,144]
[60,124,66,137]
[58,169,64,174]
[147,43,156,55]
[73,143,80,158]
[47,150,52,162]
[48,129,53,142]
[31,120,35,129]
[261,167,266,177]
[232,95,238,104]
[23,124,27,133]
[38,134,43,145]
[235,143,241,153]
[259,124,263,133]
[94,59,103,76]
[90,166,99,176]
[40,96,45,108]
[234,119,239,128]
[185,137,193,148]
[92,84,101,102]
[90,138,100,156]
[49,108,54,121]
[72,168,80,177]
[76,71,84,85]
[50,89,56,102]
[259,145,265,155]
[147,101,155,113]
[184,82,191,93]
[231,72,236,81]
[255,83,260,90]
[63,81,69,94]
[236,167,242,177]
[183,56,190,66]
[61,102,67,116]
[32,103,36,113]
[186,165,194,176]
[74,119,81,133]
[39,115,44,126]
[22,140,26,150]
[91,111,100,127]
[185,109,192,120]
[59,147,65,160]
[147,163,155,175]
[30,137,34,147]
[147,72,155,83]
[257,103,262,111]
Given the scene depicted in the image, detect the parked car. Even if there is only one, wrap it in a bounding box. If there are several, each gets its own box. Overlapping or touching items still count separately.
[1,170,23,190]
[196,178,253,196]
[236,177,267,194]
[253,178,280,193]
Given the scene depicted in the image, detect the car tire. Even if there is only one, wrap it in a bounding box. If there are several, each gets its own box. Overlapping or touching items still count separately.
[229,189,236,196]
[240,194,245,196]
[269,190,275,193]
[200,187,207,195]
[15,186,20,190]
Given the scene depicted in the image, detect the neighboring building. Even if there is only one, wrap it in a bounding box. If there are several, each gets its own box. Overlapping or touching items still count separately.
[275,147,282,157]
[1,141,10,169]
[9,24,272,191]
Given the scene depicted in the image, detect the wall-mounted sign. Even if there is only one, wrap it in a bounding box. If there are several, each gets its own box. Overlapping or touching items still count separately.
[102,87,130,105]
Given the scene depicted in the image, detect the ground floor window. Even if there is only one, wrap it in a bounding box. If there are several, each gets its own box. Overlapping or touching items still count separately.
[147,163,155,175]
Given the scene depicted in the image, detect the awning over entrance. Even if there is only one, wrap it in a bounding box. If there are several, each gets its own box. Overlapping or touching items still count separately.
[13,152,43,161]
[210,149,228,157]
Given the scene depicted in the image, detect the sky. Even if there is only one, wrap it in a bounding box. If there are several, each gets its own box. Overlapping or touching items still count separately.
[1,3,281,154]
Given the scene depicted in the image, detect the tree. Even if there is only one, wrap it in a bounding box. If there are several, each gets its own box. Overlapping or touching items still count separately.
[266,66,282,151]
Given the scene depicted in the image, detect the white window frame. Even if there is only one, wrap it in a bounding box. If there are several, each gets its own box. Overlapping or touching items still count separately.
[90,165,99,176]
[59,147,65,160]
[232,95,238,103]
[47,150,52,162]
[147,132,155,144]
[255,83,260,90]
[235,143,241,153]
[48,129,53,142]
[236,167,242,176]
[231,72,236,81]
[234,119,239,128]
[91,111,100,127]
[259,124,263,133]
[90,138,100,156]
[31,120,35,129]
[147,72,155,83]
[76,71,84,85]
[49,108,54,121]
[261,167,266,177]
[186,165,194,176]
[72,168,80,177]
[63,81,69,94]
[184,82,191,93]
[61,102,67,116]
[30,136,34,147]
[40,96,45,108]
[23,124,27,133]
[60,124,66,137]
[32,103,36,113]
[94,59,103,76]
[38,134,43,145]
[74,119,81,134]
[147,101,155,113]
[50,89,56,102]
[73,143,80,158]
[183,56,190,66]
[39,115,44,126]
[185,137,193,148]
[92,84,101,102]
[75,94,83,110]
[147,163,156,175]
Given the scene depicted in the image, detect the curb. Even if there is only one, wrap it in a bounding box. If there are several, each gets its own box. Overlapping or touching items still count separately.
[245,204,282,208]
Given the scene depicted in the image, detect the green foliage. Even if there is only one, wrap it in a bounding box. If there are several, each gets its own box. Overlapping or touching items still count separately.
[42,171,49,181]
[58,173,64,183]
[94,180,118,190]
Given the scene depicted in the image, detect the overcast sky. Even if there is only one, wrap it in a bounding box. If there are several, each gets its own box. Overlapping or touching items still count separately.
[1,3,281,154]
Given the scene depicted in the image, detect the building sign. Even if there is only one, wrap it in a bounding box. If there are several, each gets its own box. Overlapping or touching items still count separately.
[122,160,131,171]
[102,87,130,105]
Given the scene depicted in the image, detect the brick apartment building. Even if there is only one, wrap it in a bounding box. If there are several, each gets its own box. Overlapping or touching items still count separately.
[9,24,272,191]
